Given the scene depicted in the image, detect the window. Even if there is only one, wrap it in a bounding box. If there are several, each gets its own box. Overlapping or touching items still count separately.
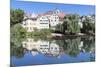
[26,23,28,25]
[42,17,44,19]
[30,27,32,30]
[40,48,42,49]
[56,17,58,19]
[40,20,42,21]
[55,17,57,19]
[51,20,53,22]
[45,48,47,49]
[24,43,26,46]
[30,39,32,42]
[55,48,57,50]
[45,20,48,21]
[51,47,53,49]
[40,23,48,24]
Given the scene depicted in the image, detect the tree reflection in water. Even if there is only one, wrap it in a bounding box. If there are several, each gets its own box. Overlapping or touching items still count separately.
[62,37,80,57]
[10,42,25,58]
[81,37,95,53]
[11,36,95,59]
[58,37,95,58]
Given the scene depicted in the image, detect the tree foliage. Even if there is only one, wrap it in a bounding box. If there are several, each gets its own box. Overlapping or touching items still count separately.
[55,23,63,33]
[26,29,51,40]
[10,24,27,46]
[10,42,25,58]
[62,14,80,34]
[82,16,95,34]
[10,9,24,26]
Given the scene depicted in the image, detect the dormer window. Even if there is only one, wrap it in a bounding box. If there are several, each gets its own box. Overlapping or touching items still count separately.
[40,20,42,21]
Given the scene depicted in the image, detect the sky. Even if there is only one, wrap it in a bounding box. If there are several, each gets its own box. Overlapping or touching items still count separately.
[10,0,95,16]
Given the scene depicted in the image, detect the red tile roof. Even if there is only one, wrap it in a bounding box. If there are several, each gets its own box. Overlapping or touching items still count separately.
[58,12,65,19]
[37,10,66,21]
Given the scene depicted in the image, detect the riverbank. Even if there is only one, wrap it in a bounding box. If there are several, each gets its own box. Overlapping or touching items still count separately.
[51,33,95,40]
[26,31,95,40]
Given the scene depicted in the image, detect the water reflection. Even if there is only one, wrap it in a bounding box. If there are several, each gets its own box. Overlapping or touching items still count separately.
[11,37,95,66]
[10,42,25,58]
[22,38,60,57]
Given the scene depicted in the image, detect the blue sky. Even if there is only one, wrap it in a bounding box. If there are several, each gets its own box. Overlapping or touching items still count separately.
[10,0,95,16]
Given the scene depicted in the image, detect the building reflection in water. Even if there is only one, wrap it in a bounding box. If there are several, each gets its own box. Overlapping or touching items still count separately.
[22,37,95,58]
[22,38,60,57]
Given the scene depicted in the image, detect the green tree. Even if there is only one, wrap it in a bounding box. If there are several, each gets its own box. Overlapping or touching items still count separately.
[10,9,24,26]
[62,19,70,34]
[82,15,95,34]
[10,42,25,58]
[63,14,80,34]
[10,24,27,46]
[29,29,52,40]
[55,23,63,33]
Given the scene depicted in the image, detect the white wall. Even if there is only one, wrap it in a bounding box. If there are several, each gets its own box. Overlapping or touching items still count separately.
[37,16,50,29]
[22,19,38,32]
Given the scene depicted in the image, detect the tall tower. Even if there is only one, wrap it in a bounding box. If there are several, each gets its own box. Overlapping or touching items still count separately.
[54,8,60,14]
[31,12,37,18]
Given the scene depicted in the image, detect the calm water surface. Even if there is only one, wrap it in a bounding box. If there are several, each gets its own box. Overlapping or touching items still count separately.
[10,37,95,66]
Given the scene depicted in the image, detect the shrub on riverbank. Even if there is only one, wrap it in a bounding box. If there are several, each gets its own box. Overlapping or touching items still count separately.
[26,29,52,40]
[10,24,27,46]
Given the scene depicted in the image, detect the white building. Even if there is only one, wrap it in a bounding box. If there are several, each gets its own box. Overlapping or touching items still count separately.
[22,18,38,32]
[37,16,49,29]
[39,9,65,29]
[22,9,65,32]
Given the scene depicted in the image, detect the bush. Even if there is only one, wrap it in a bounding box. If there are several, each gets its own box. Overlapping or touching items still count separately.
[26,29,52,40]
[10,24,27,45]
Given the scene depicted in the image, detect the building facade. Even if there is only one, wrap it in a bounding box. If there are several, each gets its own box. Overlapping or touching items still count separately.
[22,9,65,32]
[22,18,37,32]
